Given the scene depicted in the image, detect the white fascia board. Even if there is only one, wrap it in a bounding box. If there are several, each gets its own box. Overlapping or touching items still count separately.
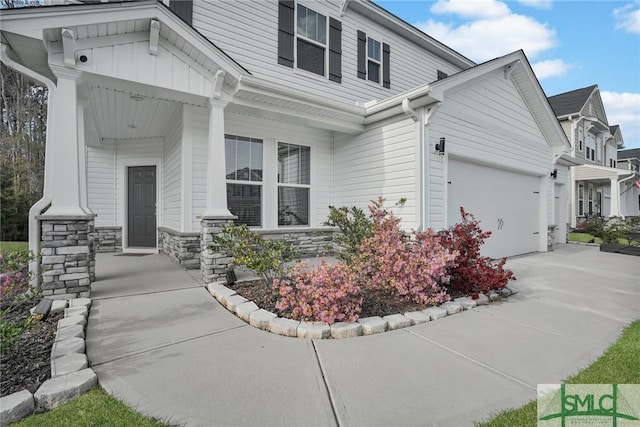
[556,153,584,167]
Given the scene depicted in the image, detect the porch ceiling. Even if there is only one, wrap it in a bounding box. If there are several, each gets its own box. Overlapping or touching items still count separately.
[575,164,633,182]
[89,85,181,142]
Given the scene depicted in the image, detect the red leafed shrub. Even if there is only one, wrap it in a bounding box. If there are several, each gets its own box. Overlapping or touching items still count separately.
[354,198,455,305]
[440,207,515,295]
[273,260,362,324]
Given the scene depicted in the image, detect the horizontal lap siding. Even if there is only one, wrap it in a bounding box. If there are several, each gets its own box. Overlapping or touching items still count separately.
[87,143,116,226]
[224,112,333,228]
[163,107,182,230]
[334,116,417,229]
[193,0,464,105]
[191,106,209,231]
[428,71,551,229]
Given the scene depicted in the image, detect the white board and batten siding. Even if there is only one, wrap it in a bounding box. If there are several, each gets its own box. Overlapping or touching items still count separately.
[163,106,183,231]
[427,69,551,257]
[192,0,463,105]
[221,111,334,229]
[334,116,419,229]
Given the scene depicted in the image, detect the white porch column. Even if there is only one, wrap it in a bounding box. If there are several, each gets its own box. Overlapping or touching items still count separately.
[77,96,93,215]
[609,177,621,217]
[203,98,233,218]
[44,66,85,216]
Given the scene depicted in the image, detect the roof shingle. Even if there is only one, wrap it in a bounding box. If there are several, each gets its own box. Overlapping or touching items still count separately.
[547,85,597,117]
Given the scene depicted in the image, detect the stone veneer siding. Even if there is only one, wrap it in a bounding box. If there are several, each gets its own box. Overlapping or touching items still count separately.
[158,227,201,270]
[258,229,336,258]
[37,215,96,299]
[200,217,235,284]
[95,227,122,253]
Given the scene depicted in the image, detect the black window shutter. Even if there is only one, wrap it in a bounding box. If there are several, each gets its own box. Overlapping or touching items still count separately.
[357,30,366,80]
[382,43,391,88]
[278,1,295,68]
[329,18,342,83]
[169,0,193,26]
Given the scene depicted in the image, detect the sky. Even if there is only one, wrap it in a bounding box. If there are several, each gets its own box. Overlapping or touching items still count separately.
[375,0,640,149]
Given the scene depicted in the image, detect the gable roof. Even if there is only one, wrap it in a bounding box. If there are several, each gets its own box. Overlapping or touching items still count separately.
[610,124,620,135]
[547,85,597,117]
[618,148,640,160]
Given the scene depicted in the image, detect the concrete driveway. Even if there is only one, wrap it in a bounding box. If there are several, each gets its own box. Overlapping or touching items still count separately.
[86,244,639,426]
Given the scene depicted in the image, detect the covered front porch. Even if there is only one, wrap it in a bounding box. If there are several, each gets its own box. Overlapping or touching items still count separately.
[573,164,635,225]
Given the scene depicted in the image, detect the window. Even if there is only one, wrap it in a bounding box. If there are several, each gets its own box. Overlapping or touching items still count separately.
[296,5,326,76]
[588,184,594,215]
[578,184,584,216]
[225,135,263,226]
[277,143,310,226]
[367,37,381,83]
[579,140,583,151]
[278,2,342,82]
[357,30,390,88]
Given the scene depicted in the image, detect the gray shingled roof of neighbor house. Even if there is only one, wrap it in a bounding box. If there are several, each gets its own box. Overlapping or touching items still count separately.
[618,148,640,160]
[547,85,597,116]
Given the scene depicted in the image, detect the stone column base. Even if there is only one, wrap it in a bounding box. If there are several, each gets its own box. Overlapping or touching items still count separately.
[37,215,96,299]
[200,217,235,284]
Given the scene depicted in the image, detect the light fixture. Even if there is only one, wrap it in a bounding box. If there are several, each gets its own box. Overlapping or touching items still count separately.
[550,169,557,179]
[435,137,446,155]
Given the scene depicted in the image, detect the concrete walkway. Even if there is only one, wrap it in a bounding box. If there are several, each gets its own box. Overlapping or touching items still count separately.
[86,245,639,427]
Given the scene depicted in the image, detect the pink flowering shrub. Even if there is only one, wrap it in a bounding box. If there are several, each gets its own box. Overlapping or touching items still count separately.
[354,198,455,305]
[440,207,515,296]
[0,250,35,310]
[274,260,362,324]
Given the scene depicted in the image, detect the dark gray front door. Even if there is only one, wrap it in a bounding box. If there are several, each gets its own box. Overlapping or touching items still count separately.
[128,166,156,248]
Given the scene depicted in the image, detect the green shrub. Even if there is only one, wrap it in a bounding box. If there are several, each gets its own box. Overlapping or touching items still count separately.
[210,224,297,286]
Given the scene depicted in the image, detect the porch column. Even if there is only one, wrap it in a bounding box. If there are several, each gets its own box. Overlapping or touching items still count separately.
[203,98,233,218]
[609,177,621,217]
[201,98,235,283]
[45,66,85,216]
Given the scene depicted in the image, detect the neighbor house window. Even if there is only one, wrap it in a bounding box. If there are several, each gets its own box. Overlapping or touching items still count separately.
[225,135,263,226]
[578,184,584,216]
[277,142,310,226]
[588,184,594,215]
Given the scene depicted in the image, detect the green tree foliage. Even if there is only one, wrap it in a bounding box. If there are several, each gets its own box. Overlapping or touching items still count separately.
[0,59,47,241]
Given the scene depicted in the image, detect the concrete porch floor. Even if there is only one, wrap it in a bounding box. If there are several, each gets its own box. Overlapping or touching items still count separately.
[86,245,639,426]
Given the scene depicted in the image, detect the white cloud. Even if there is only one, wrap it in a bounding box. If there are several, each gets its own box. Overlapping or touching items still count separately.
[417,14,556,62]
[431,0,510,19]
[601,91,640,148]
[532,59,573,80]
[614,3,640,34]
[518,0,553,10]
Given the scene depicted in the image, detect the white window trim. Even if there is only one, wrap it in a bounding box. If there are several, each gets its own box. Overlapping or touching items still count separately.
[276,142,312,228]
[225,135,264,228]
[365,34,386,86]
[294,5,328,78]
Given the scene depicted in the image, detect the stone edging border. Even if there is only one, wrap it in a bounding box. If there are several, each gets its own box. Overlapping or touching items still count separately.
[206,281,514,339]
[0,298,96,426]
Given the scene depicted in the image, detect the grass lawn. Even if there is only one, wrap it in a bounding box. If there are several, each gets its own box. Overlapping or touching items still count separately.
[14,387,167,427]
[0,241,29,253]
[476,320,640,426]
[568,233,632,245]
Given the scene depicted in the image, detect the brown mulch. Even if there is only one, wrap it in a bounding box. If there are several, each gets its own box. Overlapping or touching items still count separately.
[229,279,431,319]
[1,297,62,397]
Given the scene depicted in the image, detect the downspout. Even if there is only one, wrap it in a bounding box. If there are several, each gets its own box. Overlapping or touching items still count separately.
[1,44,55,287]
[401,98,422,230]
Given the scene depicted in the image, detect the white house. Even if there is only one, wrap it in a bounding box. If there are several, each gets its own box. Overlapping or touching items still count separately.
[0,0,570,298]
[548,85,634,227]
[617,148,640,217]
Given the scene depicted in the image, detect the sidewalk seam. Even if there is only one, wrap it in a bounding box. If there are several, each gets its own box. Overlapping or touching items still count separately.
[311,340,342,427]
[405,329,536,391]
[91,285,204,301]
[90,324,247,367]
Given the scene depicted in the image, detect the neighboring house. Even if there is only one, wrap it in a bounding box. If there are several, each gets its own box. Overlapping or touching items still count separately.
[548,85,634,227]
[617,148,640,217]
[0,0,570,298]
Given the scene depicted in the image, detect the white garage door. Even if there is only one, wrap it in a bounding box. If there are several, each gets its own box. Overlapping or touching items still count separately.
[447,159,541,259]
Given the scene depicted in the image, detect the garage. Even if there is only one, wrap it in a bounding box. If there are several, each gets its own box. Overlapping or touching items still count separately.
[447,158,541,259]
